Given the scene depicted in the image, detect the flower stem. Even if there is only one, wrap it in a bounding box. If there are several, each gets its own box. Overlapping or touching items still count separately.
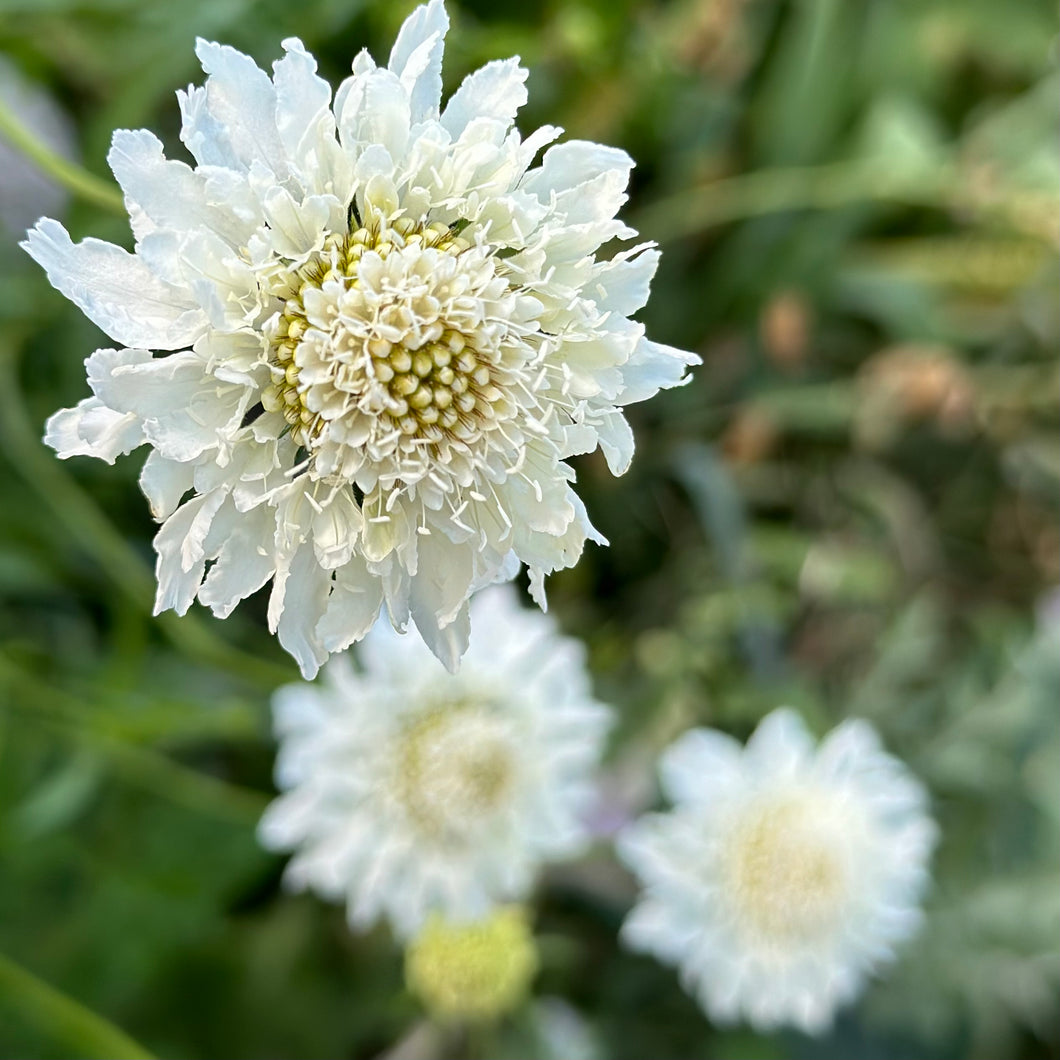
[632,159,1041,242]
[0,950,157,1060]
[0,95,125,215]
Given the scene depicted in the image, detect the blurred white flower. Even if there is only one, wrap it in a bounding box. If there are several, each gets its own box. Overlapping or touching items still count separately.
[617,708,937,1035]
[257,584,612,938]
[23,0,697,676]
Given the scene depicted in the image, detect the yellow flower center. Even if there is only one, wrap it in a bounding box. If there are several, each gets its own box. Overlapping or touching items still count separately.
[405,907,539,1022]
[261,218,508,451]
[724,797,847,942]
[394,704,516,840]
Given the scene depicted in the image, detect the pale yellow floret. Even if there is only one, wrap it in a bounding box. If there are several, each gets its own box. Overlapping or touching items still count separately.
[260,219,491,451]
[405,906,538,1022]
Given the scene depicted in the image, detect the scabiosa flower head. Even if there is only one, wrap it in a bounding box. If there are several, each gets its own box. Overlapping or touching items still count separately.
[23,0,698,676]
[617,708,937,1035]
[257,585,612,938]
[405,906,539,1023]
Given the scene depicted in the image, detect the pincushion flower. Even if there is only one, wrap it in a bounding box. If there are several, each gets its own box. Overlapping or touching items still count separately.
[405,906,539,1023]
[617,708,937,1035]
[257,585,612,938]
[23,0,697,676]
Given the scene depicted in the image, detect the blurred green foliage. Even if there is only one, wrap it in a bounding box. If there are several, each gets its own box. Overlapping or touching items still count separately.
[0,0,1057,1057]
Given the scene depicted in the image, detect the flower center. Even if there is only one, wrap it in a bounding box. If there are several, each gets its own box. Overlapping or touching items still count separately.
[393,704,516,840]
[723,797,847,942]
[405,907,539,1022]
[260,218,516,461]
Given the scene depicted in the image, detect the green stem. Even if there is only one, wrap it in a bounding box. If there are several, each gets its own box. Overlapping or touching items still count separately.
[0,654,269,825]
[631,159,1032,242]
[0,341,295,690]
[0,95,125,215]
[0,950,157,1060]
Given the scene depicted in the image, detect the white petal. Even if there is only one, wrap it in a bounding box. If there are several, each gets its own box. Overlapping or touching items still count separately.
[744,707,816,777]
[617,337,700,405]
[139,449,195,519]
[311,491,363,570]
[198,503,277,617]
[518,492,607,609]
[107,129,258,246]
[336,68,411,163]
[591,244,660,315]
[261,187,335,258]
[621,898,695,963]
[388,0,449,121]
[153,489,227,615]
[441,58,528,138]
[537,218,636,264]
[552,167,630,225]
[180,40,285,175]
[407,532,476,671]
[596,409,634,475]
[817,718,884,779]
[522,140,633,201]
[410,529,474,629]
[44,398,143,463]
[514,124,563,175]
[177,228,263,332]
[317,555,384,652]
[272,545,331,679]
[88,348,246,462]
[659,728,744,805]
[22,219,206,350]
[273,38,334,160]
[413,599,470,675]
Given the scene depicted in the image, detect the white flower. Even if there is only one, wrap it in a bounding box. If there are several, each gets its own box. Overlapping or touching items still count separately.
[617,708,937,1035]
[23,0,698,677]
[257,584,612,939]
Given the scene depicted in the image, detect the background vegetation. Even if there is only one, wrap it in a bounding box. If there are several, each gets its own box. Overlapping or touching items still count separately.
[0,0,1057,1057]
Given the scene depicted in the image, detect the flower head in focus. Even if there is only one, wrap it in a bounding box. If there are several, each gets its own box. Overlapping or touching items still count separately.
[617,708,937,1035]
[257,585,612,938]
[23,0,698,675]
[405,906,538,1023]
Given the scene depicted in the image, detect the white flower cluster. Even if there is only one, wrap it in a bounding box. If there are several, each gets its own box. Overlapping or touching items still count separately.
[25,0,697,676]
[23,3,940,1037]
[618,708,938,1034]
[258,585,611,938]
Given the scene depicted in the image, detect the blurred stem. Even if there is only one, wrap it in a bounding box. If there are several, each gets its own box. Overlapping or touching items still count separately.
[0,654,269,824]
[0,341,294,690]
[633,160,1026,242]
[0,96,125,215]
[0,950,156,1059]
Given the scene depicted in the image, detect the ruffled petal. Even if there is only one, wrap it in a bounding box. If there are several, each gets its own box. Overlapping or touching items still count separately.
[87,347,247,462]
[617,337,700,405]
[107,129,259,246]
[180,39,285,175]
[44,397,144,463]
[153,488,228,615]
[336,68,411,163]
[270,544,332,678]
[522,140,633,201]
[441,58,528,138]
[22,219,206,350]
[273,38,334,161]
[388,0,449,122]
[317,555,384,653]
[198,501,277,617]
[139,449,195,519]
